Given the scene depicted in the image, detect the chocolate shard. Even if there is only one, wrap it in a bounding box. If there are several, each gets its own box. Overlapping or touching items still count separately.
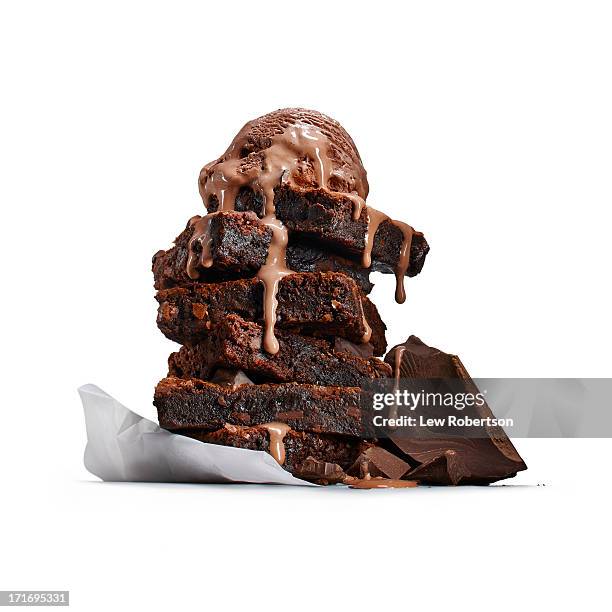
[385,335,459,378]
[347,445,410,481]
[384,336,527,484]
[395,438,525,485]
[406,449,468,486]
[294,457,347,484]
[210,368,254,388]
[334,337,375,359]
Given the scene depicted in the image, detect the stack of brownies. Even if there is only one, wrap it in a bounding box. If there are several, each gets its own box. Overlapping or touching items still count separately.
[152,108,526,485]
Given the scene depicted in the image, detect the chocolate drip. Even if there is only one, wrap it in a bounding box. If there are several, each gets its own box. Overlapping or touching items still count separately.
[357,296,373,344]
[347,193,366,220]
[186,213,219,279]
[260,422,291,465]
[387,344,407,424]
[393,345,406,387]
[258,215,292,353]
[362,208,415,304]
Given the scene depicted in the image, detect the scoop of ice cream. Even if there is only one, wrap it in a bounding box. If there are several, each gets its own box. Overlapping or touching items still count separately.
[198,108,369,210]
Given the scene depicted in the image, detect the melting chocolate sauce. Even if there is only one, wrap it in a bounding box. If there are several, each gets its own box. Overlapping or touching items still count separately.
[387,344,407,424]
[259,422,291,465]
[393,345,406,388]
[186,212,220,278]
[361,209,414,304]
[347,477,417,489]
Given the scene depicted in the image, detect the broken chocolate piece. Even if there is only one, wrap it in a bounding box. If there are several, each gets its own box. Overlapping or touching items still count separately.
[210,368,254,388]
[334,337,375,359]
[347,445,410,481]
[295,457,347,484]
[406,449,468,486]
[395,438,524,485]
[384,336,527,484]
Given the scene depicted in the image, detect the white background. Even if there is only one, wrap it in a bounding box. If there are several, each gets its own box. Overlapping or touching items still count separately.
[1,1,611,610]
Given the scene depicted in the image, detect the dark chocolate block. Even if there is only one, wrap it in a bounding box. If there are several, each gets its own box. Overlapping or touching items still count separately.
[181,424,365,481]
[156,272,387,356]
[155,377,374,437]
[404,448,470,486]
[168,314,391,386]
[384,336,527,484]
[153,211,373,294]
[294,458,348,484]
[207,184,429,275]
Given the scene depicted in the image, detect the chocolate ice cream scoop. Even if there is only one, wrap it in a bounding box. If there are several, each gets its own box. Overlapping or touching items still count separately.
[198,108,369,209]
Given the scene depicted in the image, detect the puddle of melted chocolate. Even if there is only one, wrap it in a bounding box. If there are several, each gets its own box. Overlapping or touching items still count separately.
[346,477,418,489]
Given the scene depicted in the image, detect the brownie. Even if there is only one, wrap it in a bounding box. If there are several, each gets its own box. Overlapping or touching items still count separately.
[287,237,373,294]
[153,211,373,294]
[152,211,270,289]
[156,272,387,356]
[154,377,374,437]
[206,184,429,275]
[167,314,392,386]
[180,423,365,480]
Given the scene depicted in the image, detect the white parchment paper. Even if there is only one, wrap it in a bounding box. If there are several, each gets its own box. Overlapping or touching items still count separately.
[79,384,316,486]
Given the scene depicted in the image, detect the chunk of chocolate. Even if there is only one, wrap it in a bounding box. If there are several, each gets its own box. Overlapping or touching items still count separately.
[384,336,527,484]
[406,449,468,486]
[210,368,254,388]
[294,457,347,484]
[347,445,410,480]
[334,337,375,359]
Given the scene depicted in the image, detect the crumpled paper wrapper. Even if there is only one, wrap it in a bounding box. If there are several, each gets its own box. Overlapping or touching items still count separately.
[79,384,315,486]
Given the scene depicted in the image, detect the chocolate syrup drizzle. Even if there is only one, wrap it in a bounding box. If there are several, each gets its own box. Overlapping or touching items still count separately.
[188,121,417,354]
[259,422,291,465]
[386,344,407,425]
